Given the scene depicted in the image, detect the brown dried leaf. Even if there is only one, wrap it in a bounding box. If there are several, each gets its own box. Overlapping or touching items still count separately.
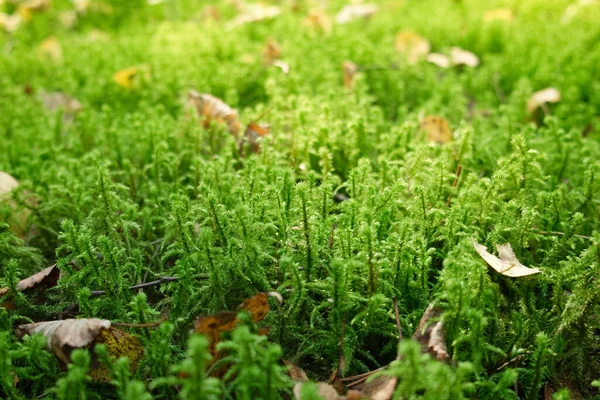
[450,47,479,67]
[419,116,452,144]
[263,38,281,65]
[335,4,379,24]
[241,122,270,154]
[484,8,514,22]
[360,375,397,400]
[303,9,333,34]
[473,241,542,277]
[1,264,61,310]
[395,30,430,64]
[39,91,83,114]
[413,303,449,361]
[294,382,341,400]
[89,326,144,382]
[187,91,241,137]
[527,87,561,114]
[343,61,358,88]
[284,360,309,382]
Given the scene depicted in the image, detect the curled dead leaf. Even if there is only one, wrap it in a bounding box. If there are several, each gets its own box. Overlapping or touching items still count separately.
[484,8,514,22]
[187,91,241,137]
[419,116,452,144]
[426,53,451,68]
[0,171,19,196]
[395,30,430,64]
[450,47,479,67]
[284,360,309,382]
[303,9,333,34]
[15,319,143,382]
[240,122,269,154]
[0,264,61,310]
[413,303,449,361]
[527,87,561,114]
[360,375,397,400]
[473,240,541,277]
[335,4,379,24]
[343,61,358,88]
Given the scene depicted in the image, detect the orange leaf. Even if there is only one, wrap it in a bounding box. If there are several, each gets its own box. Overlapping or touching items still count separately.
[419,116,452,144]
[187,91,241,137]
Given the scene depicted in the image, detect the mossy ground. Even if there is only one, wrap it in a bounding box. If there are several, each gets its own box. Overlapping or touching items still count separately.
[1,0,600,399]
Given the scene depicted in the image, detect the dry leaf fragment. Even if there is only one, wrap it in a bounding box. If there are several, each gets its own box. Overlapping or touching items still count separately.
[17,0,50,21]
[395,30,430,64]
[450,47,479,67]
[0,171,19,196]
[343,61,358,88]
[200,5,220,22]
[38,37,63,62]
[0,264,61,310]
[426,53,451,68]
[226,4,280,29]
[240,122,270,154]
[39,91,83,114]
[413,303,449,361]
[284,360,309,382]
[16,319,143,382]
[419,116,452,144]
[0,171,32,237]
[263,38,281,65]
[527,87,561,114]
[293,382,340,400]
[360,375,397,400]
[113,66,140,89]
[473,240,541,277]
[272,60,290,74]
[187,91,241,137]
[0,13,22,32]
[303,9,333,34]
[484,8,514,22]
[335,4,379,24]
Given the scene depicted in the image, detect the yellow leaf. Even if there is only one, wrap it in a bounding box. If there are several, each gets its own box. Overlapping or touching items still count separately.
[527,87,561,114]
[484,8,514,22]
[395,30,430,64]
[17,0,50,21]
[38,36,63,63]
[473,240,542,277]
[419,116,452,144]
[342,60,358,88]
[113,66,139,88]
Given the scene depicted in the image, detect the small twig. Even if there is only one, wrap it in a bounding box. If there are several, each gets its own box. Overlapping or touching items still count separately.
[340,366,386,382]
[112,316,168,328]
[328,223,337,251]
[446,164,463,207]
[535,230,591,240]
[89,276,180,298]
[392,296,403,341]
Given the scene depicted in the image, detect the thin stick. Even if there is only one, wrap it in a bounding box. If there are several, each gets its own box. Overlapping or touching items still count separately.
[112,316,168,328]
[328,223,337,251]
[89,276,180,297]
[340,366,386,382]
[535,230,591,240]
[446,165,463,207]
[392,296,403,341]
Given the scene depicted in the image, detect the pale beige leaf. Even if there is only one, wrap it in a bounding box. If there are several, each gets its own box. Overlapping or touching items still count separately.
[395,30,430,64]
[473,240,542,277]
[0,12,22,33]
[303,8,333,34]
[335,4,379,24]
[361,375,397,400]
[419,116,452,144]
[484,8,514,22]
[527,87,561,114]
[226,4,280,29]
[0,171,19,196]
[343,60,358,88]
[293,382,341,400]
[39,91,83,114]
[38,37,63,62]
[273,60,290,74]
[450,47,479,67]
[413,303,449,361]
[263,38,281,65]
[0,264,61,306]
[426,53,450,68]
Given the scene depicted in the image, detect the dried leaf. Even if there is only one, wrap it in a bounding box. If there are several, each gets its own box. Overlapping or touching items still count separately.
[360,375,397,400]
[413,303,449,361]
[38,36,63,63]
[450,47,479,67]
[293,382,341,400]
[473,240,542,277]
[15,319,143,382]
[17,0,50,21]
[527,87,561,114]
[263,38,281,65]
[0,171,32,238]
[226,4,280,29]
[335,4,379,24]
[0,13,22,32]
[200,5,220,22]
[395,30,430,64]
[58,10,77,28]
[484,8,514,22]
[39,91,83,114]
[187,91,241,137]
[241,122,270,154]
[273,60,290,74]
[343,61,358,88]
[0,171,19,196]
[284,360,309,382]
[0,264,61,310]
[419,116,452,144]
[113,66,140,89]
[303,9,333,34]
[426,53,451,68]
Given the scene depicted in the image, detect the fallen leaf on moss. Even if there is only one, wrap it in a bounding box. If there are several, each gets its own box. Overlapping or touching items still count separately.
[450,47,479,67]
[38,36,63,62]
[293,382,340,400]
[113,66,140,89]
[58,10,77,28]
[263,38,281,65]
[226,3,280,29]
[241,122,270,154]
[413,302,449,361]
[335,4,379,24]
[273,60,290,74]
[527,87,561,114]
[343,61,358,88]
[0,171,32,237]
[0,264,61,310]
[17,0,50,21]
[0,13,22,32]
[473,240,542,277]
[0,171,19,196]
[15,318,143,382]
[303,9,333,34]
[419,116,452,144]
[284,360,309,382]
[395,30,430,64]
[360,374,396,400]
[187,91,241,137]
[39,91,83,115]
[484,8,513,22]
[426,53,450,68]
